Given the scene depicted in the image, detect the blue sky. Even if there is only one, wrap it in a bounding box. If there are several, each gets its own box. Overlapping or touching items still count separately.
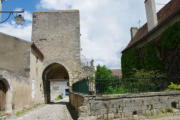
[0,0,170,69]
[2,0,37,11]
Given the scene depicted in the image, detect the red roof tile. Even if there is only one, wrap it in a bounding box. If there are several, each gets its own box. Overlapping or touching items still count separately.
[111,69,122,77]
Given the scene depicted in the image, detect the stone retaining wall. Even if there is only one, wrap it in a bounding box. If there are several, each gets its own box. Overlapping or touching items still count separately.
[69,92,85,112]
[70,91,180,120]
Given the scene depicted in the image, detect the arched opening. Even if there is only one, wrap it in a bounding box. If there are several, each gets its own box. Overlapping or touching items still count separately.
[171,102,177,109]
[0,78,12,114]
[42,63,69,104]
[0,80,7,111]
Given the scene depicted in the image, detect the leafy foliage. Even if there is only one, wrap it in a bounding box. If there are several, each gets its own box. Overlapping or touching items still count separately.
[55,95,63,101]
[142,42,164,71]
[160,22,180,52]
[167,82,180,91]
[122,21,180,77]
[95,65,120,94]
[95,65,114,79]
[122,69,165,92]
[121,48,140,77]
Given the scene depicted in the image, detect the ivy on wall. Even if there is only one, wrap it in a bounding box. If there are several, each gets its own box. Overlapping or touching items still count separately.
[142,42,164,72]
[122,21,180,77]
[121,48,140,77]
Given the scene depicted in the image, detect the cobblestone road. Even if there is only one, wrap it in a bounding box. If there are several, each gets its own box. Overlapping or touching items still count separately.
[9,98,72,120]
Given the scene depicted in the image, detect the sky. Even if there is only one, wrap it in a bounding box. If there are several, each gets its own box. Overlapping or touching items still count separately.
[0,0,170,69]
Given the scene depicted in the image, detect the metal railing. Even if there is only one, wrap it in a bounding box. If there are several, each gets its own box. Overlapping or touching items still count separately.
[72,76,180,95]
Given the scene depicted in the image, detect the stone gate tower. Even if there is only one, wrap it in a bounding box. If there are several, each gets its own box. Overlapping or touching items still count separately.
[30,10,94,103]
[32,10,81,83]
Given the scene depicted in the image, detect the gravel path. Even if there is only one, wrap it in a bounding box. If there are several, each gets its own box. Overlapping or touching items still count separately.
[9,98,72,120]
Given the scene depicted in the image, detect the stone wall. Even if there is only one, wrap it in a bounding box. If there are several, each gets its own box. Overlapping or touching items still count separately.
[0,32,31,77]
[71,91,180,120]
[69,92,85,112]
[81,66,95,79]
[30,48,44,105]
[0,69,32,113]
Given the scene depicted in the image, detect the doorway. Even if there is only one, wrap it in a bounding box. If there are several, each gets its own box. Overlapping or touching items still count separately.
[42,63,69,103]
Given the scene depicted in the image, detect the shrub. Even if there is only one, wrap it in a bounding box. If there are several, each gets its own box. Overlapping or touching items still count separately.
[95,65,118,94]
[121,69,164,92]
[167,108,174,113]
[55,95,63,101]
[167,82,180,91]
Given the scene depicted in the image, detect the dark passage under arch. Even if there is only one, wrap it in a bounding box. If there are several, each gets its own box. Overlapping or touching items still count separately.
[0,80,8,111]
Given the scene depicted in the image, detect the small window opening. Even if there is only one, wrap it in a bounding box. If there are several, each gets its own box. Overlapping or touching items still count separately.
[171,102,177,109]
[133,111,137,115]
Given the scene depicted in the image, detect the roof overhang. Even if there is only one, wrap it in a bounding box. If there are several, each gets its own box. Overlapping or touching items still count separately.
[122,10,180,53]
[31,43,44,61]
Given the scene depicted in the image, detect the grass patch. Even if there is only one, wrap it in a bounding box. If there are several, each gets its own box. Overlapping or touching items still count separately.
[16,104,46,117]
[16,108,32,117]
[0,112,6,120]
[167,108,174,113]
[143,108,177,119]
[55,95,63,101]
[104,118,113,120]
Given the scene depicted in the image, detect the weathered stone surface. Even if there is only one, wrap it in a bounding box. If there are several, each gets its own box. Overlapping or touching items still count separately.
[0,33,31,77]
[71,91,180,120]
[31,10,94,104]
[0,69,31,113]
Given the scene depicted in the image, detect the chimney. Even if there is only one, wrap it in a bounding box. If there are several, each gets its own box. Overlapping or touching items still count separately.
[145,0,158,31]
[130,27,138,39]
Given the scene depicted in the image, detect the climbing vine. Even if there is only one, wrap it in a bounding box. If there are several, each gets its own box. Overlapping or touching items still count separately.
[122,21,180,77]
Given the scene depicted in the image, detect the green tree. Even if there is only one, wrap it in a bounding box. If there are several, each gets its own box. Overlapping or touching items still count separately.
[95,65,117,94]
[95,65,114,79]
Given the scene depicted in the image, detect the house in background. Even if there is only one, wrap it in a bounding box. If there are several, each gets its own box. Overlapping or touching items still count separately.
[111,69,122,78]
[121,0,180,77]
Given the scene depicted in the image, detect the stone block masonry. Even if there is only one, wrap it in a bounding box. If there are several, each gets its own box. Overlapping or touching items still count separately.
[70,91,180,120]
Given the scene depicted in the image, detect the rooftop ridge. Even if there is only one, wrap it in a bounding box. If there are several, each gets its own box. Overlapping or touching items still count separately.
[34,10,79,13]
[122,0,180,52]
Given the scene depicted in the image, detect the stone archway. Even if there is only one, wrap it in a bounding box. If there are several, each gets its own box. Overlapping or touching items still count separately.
[42,63,69,103]
[0,80,7,111]
[0,78,12,113]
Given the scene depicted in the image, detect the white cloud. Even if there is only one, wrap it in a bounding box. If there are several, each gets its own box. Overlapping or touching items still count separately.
[156,0,171,11]
[0,8,32,41]
[37,0,170,69]
[0,22,32,41]
[0,0,170,69]
[24,11,33,21]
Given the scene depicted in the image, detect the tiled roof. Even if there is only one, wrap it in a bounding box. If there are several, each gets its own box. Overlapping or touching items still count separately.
[111,69,122,77]
[122,0,180,53]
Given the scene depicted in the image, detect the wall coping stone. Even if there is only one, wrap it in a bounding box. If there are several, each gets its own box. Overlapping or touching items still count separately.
[72,91,180,100]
